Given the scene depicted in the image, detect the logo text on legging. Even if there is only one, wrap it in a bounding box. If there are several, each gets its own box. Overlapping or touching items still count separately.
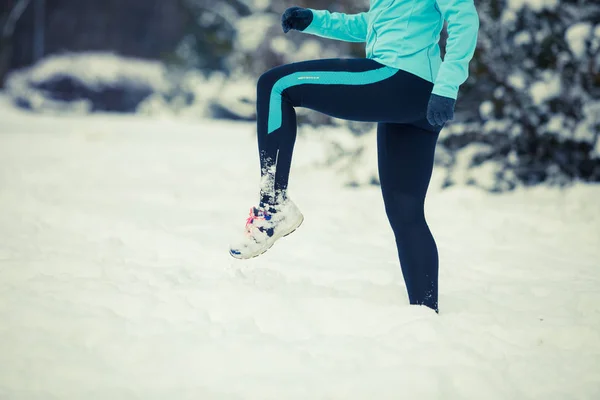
[297,76,320,80]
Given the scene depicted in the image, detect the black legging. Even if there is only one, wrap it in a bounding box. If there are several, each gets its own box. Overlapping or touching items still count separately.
[256,58,441,312]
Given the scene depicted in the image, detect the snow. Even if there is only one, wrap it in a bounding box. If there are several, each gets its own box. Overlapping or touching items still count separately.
[4,51,260,120]
[12,52,169,92]
[507,0,559,12]
[5,52,172,114]
[270,36,296,56]
[1,96,600,399]
[507,72,527,91]
[513,31,532,46]
[529,73,562,106]
[291,39,338,63]
[239,0,271,12]
[208,74,257,120]
[575,102,600,146]
[235,14,278,53]
[546,114,564,134]
[565,23,593,58]
[478,101,494,120]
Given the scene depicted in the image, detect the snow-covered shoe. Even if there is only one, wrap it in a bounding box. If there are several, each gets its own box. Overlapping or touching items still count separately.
[229,200,304,259]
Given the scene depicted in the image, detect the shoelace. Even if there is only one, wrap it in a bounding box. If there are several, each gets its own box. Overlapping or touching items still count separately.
[245,207,270,236]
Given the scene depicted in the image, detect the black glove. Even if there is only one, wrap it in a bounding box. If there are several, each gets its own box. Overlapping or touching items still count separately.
[426,94,456,126]
[281,7,313,33]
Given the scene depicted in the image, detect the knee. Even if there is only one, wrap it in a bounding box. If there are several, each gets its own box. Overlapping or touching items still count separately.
[257,66,284,94]
[257,70,273,92]
[383,191,425,229]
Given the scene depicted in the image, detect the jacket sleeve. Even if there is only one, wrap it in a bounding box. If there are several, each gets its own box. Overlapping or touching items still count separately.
[302,10,368,43]
[432,0,480,100]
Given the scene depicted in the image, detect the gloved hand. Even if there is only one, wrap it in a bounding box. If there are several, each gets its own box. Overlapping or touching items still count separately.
[426,94,456,126]
[281,7,313,33]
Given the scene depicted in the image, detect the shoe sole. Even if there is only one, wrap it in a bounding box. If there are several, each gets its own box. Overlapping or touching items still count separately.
[229,214,304,260]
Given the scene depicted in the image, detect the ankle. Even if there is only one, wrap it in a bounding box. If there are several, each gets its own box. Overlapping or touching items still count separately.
[259,189,288,210]
[274,189,288,205]
[259,192,274,209]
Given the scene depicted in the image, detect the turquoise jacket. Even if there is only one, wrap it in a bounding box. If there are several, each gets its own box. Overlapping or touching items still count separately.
[302,0,479,100]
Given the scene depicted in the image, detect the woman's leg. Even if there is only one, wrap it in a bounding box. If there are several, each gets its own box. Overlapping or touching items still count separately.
[255,58,433,206]
[236,57,440,269]
[377,122,440,312]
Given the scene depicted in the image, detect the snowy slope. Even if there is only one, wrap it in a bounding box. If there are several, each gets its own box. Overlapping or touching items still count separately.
[0,97,599,400]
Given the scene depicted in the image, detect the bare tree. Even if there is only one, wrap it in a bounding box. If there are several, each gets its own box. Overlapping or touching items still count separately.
[1,0,32,86]
[2,0,31,38]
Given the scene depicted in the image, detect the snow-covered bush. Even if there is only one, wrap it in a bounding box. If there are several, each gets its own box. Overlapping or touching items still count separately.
[170,0,363,125]
[5,52,175,113]
[440,0,600,191]
[4,51,237,118]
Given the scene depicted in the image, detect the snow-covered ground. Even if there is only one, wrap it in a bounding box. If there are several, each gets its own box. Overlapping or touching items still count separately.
[1,96,599,400]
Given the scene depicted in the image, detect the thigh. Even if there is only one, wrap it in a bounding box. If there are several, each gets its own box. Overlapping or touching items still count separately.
[377,122,440,199]
[260,58,434,126]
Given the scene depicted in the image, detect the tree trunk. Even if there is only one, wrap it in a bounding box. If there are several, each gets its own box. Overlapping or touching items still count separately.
[0,0,32,86]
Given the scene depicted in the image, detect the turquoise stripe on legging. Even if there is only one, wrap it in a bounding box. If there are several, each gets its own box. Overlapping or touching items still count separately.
[267,66,398,134]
